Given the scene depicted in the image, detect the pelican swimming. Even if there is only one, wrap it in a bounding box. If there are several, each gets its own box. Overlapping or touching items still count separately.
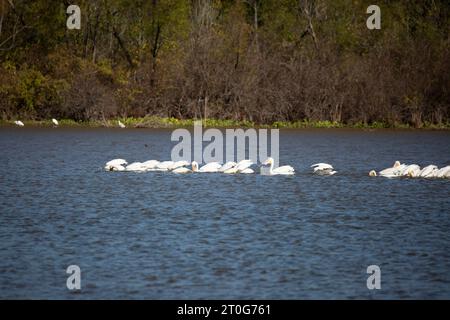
[168,160,190,171]
[223,159,254,174]
[118,120,126,128]
[378,161,405,177]
[155,161,175,171]
[262,157,294,175]
[125,162,147,172]
[172,161,198,174]
[14,120,24,127]
[141,160,160,170]
[369,170,377,177]
[105,159,127,171]
[405,164,421,177]
[420,165,438,178]
[219,161,237,172]
[52,118,59,126]
[199,162,222,173]
[311,163,336,175]
[435,166,450,178]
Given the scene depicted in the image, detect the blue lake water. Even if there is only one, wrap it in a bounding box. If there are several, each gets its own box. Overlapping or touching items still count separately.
[0,127,449,299]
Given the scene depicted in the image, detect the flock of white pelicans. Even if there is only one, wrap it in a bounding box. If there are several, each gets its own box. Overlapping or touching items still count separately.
[369,161,450,179]
[13,120,449,179]
[104,158,450,179]
[105,158,296,175]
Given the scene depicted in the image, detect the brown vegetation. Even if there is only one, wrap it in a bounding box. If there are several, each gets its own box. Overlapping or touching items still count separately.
[0,0,449,127]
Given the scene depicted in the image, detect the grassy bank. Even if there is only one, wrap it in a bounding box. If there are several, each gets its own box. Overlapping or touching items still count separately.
[1,117,450,130]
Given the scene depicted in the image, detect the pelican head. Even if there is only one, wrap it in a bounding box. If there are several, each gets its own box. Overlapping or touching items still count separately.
[393,161,401,168]
[191,161,199,172]
[369,170,377,177]
[262,157,274,166]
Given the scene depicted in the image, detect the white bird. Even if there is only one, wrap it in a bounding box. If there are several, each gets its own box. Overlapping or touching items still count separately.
[445,168,450,178]
[168,160,191,171]
[369,170,377,177]
[420,165,438,178]
[311,163,336,175]
[405,164,421,177]
[171,161,197,174]
[235,159,253,171]
[141,160,160,170]
[191,161,200,172]
[105,159,127,171]
[156,161,175,171]
[125,162,147,172]
[52,118,59,126]
[199,162,222,173]
[118,120,126,128]
[219,161,237,172]
[14,120,24,127]
[378,161,405,178]
[222,160,254,174]
[240,168,254,174]
[172,166,192,174]
[262,157,294,175]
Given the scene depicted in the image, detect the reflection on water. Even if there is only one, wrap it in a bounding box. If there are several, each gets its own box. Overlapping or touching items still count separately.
[0,128,449,299]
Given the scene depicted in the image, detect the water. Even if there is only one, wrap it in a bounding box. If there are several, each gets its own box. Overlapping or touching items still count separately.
[0,127,449,299]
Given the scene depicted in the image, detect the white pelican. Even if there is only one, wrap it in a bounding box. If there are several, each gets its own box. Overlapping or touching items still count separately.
[369,170,377,177]
[435,166,450,178]
[52,118,59,126]
[262,157,294,175]
[105,159,127,171]
[172,166,192,174]
[14,120,24,127]
[171,161,195,174]
[240,168,254,174]
[141,160,160,170]
[199,162,222,173]
[168,160,190,171]
[223,166,239,174]
[405,165,421,177]
[222,160,253,174]
[155,161,175,171]
[378,161,405,178]
[125,162,147,172]
[420,165,438,178]
[445,167,450,178]
[219,161,237,172]
[235,159,253,171]
[191,161,200,172]
[118,120,126,128]
[311,163,336,175]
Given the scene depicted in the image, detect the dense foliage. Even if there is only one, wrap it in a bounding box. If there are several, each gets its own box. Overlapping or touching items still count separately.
[0,0,449,127]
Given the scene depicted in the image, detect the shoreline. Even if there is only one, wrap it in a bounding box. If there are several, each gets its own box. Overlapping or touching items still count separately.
[1,117,449,130]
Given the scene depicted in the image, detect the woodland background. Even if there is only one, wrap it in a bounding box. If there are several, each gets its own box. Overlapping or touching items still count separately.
[0,0,449,127]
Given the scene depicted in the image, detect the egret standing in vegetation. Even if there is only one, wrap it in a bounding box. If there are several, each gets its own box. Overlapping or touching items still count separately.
[14,120,24,127]
[52,118,59,126]
[118,120,126,128]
